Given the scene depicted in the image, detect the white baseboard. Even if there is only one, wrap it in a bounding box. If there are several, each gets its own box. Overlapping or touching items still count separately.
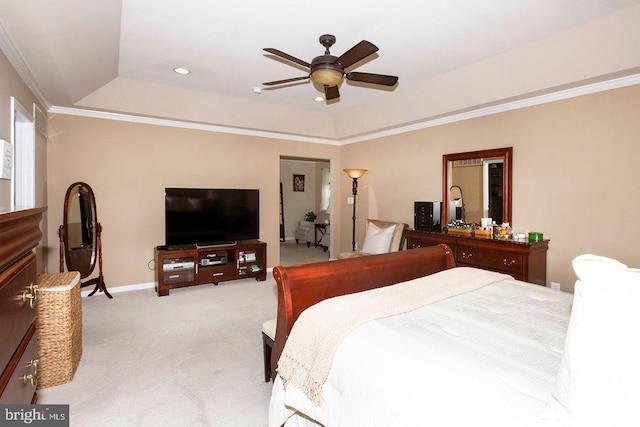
[80,270,274,297]
[81,281,155,297]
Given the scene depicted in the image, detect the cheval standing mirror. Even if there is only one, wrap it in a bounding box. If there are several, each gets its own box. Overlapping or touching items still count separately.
[59,182,111,298]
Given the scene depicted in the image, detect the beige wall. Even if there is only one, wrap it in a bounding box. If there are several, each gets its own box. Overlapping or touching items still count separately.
[339,84,640,292]
[0,49,46,208]
[45,84,640,293]
[45,115,341,288]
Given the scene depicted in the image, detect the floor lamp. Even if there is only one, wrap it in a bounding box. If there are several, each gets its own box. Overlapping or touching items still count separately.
[344,168,367,251]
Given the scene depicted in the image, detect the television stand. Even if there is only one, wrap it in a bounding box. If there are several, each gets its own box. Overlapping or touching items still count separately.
[154,240,267,296]
[196,241,237,248]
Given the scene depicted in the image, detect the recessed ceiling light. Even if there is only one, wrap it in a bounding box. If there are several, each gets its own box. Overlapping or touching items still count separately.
[173,67,191,75]
[314,96,325,102]
[253,87,262,94]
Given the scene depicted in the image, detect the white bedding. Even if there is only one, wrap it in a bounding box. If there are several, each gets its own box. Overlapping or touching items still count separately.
[269,275,573,427]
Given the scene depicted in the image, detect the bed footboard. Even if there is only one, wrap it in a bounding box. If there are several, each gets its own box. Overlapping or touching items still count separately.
[271,244,455,376]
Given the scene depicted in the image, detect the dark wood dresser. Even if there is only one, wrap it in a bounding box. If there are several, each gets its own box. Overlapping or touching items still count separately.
[0,206,46,404]
[404,229,549,286]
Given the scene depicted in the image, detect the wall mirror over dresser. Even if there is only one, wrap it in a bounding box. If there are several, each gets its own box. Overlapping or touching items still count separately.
[407,146,550,286]
[442,147,512,226]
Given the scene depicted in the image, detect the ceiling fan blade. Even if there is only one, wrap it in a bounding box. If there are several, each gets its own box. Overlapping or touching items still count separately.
[263,48,311,68]
[324,85,340,100]
[262,76,310,86]
[337,40,379,69]
[346,72,398,86]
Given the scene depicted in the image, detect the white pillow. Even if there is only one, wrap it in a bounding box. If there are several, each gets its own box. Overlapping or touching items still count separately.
[361,222,395,254]
[572,254,627,282]
[551,256,640,426]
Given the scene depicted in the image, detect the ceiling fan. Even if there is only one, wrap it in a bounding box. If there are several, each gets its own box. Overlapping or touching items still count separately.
[263,34,398,101]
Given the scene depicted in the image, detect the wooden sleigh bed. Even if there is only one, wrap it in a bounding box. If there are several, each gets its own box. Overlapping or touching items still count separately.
[269,244,456,379]
[268,245,640,426]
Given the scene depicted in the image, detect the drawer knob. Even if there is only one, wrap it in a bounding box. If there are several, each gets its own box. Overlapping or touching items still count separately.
[22,373,37,388]
[503,259,516,266]
[22,283,39,309]
[461,252,473,259]
[22,359,39,388]
[28,358,39,375]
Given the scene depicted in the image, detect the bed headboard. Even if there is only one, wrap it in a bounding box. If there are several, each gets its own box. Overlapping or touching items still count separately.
[271,244,455,376]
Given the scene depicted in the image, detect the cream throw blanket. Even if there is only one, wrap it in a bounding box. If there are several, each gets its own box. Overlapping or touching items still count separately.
[277,267,512,406]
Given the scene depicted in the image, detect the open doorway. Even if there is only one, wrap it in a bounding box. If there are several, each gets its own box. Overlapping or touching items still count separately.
[279,156,332,266]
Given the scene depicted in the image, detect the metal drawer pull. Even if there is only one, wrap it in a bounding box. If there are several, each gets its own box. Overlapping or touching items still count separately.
[22,359,39,388]
[212,272,224,277]
[503,259,516,266]
[461,252,473,259]
[22,283,39,309]
[22,373,37,388]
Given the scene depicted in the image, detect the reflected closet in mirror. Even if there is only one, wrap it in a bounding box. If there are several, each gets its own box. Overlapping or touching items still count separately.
[59,182,111,298]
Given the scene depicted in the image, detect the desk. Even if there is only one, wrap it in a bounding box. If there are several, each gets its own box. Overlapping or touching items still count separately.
[314,223,329,251]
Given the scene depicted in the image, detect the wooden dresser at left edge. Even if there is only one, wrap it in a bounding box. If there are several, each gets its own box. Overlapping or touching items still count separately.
[0,207,46,404]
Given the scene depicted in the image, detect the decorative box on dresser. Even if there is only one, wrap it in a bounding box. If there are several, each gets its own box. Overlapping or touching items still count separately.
[0,206,46,404]
[404,229,549,286]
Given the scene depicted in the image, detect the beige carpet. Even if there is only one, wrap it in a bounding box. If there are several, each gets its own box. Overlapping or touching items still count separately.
[37,241,327,426]
[279,239,330,266]
[38,277,278,427]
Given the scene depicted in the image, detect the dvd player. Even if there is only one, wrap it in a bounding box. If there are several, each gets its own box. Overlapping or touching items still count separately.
[200,257,227,266]
[162,260,195,271]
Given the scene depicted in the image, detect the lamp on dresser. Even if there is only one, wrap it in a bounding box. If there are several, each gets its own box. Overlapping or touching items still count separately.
[343,168,367,251]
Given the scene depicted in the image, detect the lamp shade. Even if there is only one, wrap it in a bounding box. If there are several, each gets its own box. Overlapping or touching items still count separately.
[344,169,367,179]
[311,68,343,87]
[449,185,463,201]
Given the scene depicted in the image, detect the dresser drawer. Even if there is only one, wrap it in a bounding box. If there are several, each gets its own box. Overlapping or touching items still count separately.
[197,264,237,284]
[457,245,523,275]
[406,234,456,250]
[0,324,38,404]
[0,252,37,373]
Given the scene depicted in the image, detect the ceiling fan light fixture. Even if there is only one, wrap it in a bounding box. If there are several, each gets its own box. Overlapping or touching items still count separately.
[310,68,343,87]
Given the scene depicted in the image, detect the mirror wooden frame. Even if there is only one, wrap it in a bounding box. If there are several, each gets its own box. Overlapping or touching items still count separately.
[442,147,513,226]
[59,182,111,298]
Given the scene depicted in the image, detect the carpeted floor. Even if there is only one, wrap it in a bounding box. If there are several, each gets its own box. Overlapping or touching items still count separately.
[37,241,327,426]
[278,239,330,266]
[38,277,278,426]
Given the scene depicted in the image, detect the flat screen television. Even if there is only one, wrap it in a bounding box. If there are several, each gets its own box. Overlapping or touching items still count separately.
[165,188,259,246]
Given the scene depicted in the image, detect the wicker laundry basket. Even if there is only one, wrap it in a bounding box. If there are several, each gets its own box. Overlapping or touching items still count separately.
[35,272,82,389]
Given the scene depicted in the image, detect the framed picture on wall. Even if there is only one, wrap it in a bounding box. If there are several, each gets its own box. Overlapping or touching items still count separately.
[293,174,305,192]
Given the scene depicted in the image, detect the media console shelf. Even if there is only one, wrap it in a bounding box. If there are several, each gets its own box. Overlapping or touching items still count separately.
[154,240,266,296]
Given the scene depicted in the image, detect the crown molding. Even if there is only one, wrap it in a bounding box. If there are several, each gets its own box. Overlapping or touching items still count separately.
[340,73,640,144]
[0,21,51,111]
[47,106,342,145]
[49,73,640,146]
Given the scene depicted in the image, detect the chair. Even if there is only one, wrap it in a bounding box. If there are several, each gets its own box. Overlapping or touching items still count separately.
[294,221,314,247]
[262,318,276,382]
[339,219,409,259]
